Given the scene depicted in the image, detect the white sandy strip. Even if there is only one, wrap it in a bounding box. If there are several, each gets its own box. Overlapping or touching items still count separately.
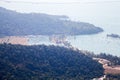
[0,36,28,45]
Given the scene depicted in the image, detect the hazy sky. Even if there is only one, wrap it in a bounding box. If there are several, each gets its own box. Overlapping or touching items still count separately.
[1,0,120,3]
[0,0,120,25]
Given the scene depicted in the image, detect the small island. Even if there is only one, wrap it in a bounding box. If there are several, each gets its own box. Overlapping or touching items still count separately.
[107,34,120,39]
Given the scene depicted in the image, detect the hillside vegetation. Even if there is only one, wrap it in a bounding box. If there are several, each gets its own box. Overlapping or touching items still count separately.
[0,43,104,80]
[0,7,103,37]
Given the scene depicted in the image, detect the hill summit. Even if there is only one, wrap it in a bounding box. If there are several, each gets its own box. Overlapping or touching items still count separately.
[0,44,104,80]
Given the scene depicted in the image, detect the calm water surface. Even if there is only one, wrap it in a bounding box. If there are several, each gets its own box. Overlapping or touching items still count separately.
[0,1,120,56]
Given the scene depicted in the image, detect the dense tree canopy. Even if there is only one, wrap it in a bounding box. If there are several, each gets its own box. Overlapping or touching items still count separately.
[104,74,120,80]
[0,43,104,80]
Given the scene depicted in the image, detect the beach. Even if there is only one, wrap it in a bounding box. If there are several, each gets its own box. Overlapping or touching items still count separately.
[0,36,28,45]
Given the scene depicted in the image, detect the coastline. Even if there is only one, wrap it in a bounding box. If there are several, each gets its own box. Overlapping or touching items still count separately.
[0,36,28,45]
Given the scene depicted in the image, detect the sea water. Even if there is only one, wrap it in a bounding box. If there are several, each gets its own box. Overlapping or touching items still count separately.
[0,1,120,56]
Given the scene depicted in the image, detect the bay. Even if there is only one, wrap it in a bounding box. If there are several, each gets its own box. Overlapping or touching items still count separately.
[0,1,120,56]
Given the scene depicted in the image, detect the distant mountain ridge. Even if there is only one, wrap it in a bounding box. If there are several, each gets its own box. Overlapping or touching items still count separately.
[0,7,103,37]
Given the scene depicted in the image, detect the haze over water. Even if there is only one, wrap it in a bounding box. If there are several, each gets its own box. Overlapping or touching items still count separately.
[0,0,120,56]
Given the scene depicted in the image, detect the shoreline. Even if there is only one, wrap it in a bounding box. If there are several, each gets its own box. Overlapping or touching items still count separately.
[0,36,28,45]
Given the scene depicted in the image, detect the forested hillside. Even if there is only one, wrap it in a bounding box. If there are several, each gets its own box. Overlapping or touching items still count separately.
[0,43,104,80]
[0,7,103,37]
